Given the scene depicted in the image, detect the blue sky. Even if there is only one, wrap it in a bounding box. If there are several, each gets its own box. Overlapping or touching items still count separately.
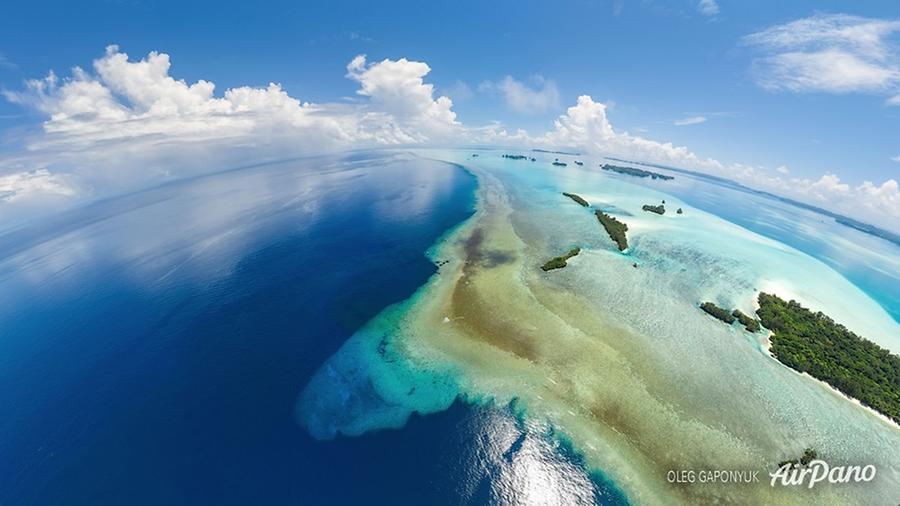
[0,0,898,229]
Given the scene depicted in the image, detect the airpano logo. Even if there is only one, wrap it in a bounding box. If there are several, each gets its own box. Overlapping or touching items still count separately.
[769,460,877,489]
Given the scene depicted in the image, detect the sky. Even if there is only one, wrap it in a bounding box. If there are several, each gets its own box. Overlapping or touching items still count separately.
[0,0,898,231]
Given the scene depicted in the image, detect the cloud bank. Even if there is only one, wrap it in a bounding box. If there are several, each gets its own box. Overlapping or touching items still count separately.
[744,14,900,98]
[1,45,898,233]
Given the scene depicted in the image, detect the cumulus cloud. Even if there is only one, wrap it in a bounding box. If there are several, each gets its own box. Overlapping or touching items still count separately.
[536,95,722,171]
[2,45,899,233]
[892,155,900,162]
[888,94,900,106]
[346,54,461,141]
[674,115,707,126]
[480,75,560,114]
[0,47,466,217]
[743,14,900,97]
[697,0,719,17]
[776,165,790,174]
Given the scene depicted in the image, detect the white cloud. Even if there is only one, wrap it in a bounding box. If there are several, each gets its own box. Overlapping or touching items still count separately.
[480,75,560,114]
[346,54,461,140]
[744,14,900,96]
[697,0,719,17]
[674,115,707,126]
[0,169,74,202]
[776,165,790,174]
[535,95,722,171]
[888,94,900,106]
[890,155,900,162]
[2,46,899,233]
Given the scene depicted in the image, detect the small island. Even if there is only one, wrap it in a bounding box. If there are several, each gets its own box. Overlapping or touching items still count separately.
[756,293,900,424]
[552,159,568,167]
[600,164,674,181]
[574,161,584,166]
[562,192,589,207]
[731,309,760,332]
[777,448,818,470]
[700,302,735,324]
[676,208,683,214]
[503,154,528,160]
[595,210,629,251]
[641,204,665,215]
[541,248,581,271]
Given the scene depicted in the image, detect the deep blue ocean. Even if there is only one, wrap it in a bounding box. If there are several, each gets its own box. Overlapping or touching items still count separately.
[0,152,620,505]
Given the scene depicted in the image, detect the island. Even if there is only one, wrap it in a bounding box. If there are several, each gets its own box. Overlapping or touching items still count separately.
[600,164,674,181]
[541,248,581,271]
[574,161,584,166]
[732,309,760,332]
[595,210,629,251]
[641,204,665,215]
[756,292,900,424]
[533,148,580,156]
[562,192,589,207]
[552,159,568,167]
[777,448,818,470]
[676,208,683,214]
[503,154,528,160]
[700,302,736,324]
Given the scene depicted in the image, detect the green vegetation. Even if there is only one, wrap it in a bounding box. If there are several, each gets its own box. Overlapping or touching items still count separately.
[503,154,528,160]
[595,210,629,251]
[756,292,900,424]
[552,159,568,167]
[676,208,683,214]
[777,448,818,470]
[641,204,665,215]
[700,302,735,324]
[562,192,589,207]
[600,164,674,181]
[732,309,761,332]
[541,248,581,271]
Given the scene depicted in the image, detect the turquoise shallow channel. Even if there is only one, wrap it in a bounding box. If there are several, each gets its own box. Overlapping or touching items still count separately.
[298,148,899,505]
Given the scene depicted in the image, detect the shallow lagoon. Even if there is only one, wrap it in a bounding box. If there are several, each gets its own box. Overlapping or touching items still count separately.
[301,149,899,504]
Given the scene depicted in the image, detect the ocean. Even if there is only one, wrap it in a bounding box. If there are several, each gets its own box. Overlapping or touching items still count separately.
[0,151,620,504]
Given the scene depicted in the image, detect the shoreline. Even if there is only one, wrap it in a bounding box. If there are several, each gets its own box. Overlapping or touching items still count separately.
[758,328,900,431]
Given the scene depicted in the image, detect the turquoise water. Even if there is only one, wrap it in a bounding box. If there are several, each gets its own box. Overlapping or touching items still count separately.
[1,151,625,505]
[299,149,899,504]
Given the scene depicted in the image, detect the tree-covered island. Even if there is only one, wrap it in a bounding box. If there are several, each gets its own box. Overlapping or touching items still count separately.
[732,309,760,332]
[552,159,568,167]
[700,302,735,324]
[756,292,900,424]
[562,192,590,207]
[595,210,629,251]
[641,204,665,215]
[600,164,674,180]
[541,248,581,271]
[503,154,528,160]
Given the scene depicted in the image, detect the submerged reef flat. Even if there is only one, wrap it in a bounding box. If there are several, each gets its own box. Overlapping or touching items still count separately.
[299,150,900,505]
